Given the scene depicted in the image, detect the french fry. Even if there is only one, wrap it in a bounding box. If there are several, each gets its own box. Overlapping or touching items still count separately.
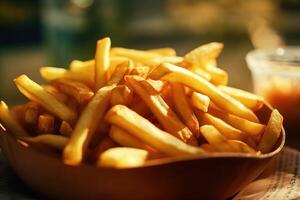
[210,108,265,137]
[59,121,73,137]
[202,65,228,85]
[94,37,111,90]
[218,85,264,111]
[40,67,93,87]
[21,134,68,150]
[97,147,148,168]
[93,137,117,158]
[184,42,223,67]
[227,140,258,154]
[24,101,39,125]
[69,59,94,75]
[0,101,28,137]
[105,56,129,81]
[110,85,133,106]
[63,85,114,165]
[129,65,150,79]
[126,75,198,145]
[199,143,217,152]
[171,83,199,136]
[258,109,283,153]
[52,79,94,104]
[149,63,259,122]
[14,75,77,124]
[191,92,210,112]
[196,111,248,141]
[42,85,69,104]
[105,105,206,156]
[111,47,182,68]
[147,47,176,56]
[107,60,131,85]
[188,67,212,81]
[109,126,154,151]
[38,114,55,134]
[130,99,152,117]
[66,97,79,114]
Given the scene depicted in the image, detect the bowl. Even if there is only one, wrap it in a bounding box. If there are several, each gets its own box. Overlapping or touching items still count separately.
[0,104,285,200]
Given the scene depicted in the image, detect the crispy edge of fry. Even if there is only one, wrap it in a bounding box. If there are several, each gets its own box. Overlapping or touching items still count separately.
[202,65,228,85]
[63,85,114,165]
[69,60,94,74]
[196,111,248,142]
[106,56,130,81]
[227,140,258,154]
[191,92,210,112]
[97,147,148,168]
[40,67,93,87]
[38,114,55,134]
[125,75,198,145]
[42,85,69,104]
[59,121,73,137]
[0,101,29,137]
[218,85,264,111]
[147,47,176,56]
[149,63,259,123]
[129,65,150,79]
[171,83,200,136]
[107,60,131,86]
[52,79,94,104]
[258,109,283,153]
[210,107,265,137]
[110,85,133,106]
[94,37,111,90]
[109,126,154,151]
[14,75,77,125]
[184,42,223,66]
[21,134,68,150]
[105,105,206,156]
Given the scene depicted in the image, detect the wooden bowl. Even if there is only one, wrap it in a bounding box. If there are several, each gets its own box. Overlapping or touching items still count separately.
[0,104,285,200]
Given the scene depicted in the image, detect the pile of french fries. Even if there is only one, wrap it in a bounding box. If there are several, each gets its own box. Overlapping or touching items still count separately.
[0,37,283,169]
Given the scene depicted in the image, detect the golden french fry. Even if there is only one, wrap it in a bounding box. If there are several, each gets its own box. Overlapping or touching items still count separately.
[40,67,93,87]
[171,83,199,136]
[191,92,210,112]
[59,121,73,137]
[149,63,259,122]
[38,114,55,134]
[200,125,227,144]
[66,97,79,114]
[258,109,283,153]
[52,79,94,104]
[42,85,69,104]
[109,126,154,151]
[94,37,111,90]
[107,60,131,85]
[188,67,212,81]
[184,42,223,67]
[97,147,148,168]
[126,75,198,145]
[129,65,150,78]
[93,137,117,158]
[110,85,133,106]
[218,85,264,111]
[199,143,217,152]
[111,47,182,68]
[63,85,114,165]
[147,47,176,56]
[196,111,248,141]
[227,140,258,154]
[14,75,77,124]
[69,59,94,75]
[106,56,130,81]
[21,134,68,150]
[24,101,39,125]
[203,65,228,85]
[105,105,206,156]
[0,101,28,137]
[210,108,265,137]
[137,79,166,95]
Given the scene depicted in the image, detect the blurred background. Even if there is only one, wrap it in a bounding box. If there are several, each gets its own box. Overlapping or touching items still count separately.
[0,0,300,104]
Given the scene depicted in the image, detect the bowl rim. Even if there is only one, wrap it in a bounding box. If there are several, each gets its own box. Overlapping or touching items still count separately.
[0,124,285,170]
